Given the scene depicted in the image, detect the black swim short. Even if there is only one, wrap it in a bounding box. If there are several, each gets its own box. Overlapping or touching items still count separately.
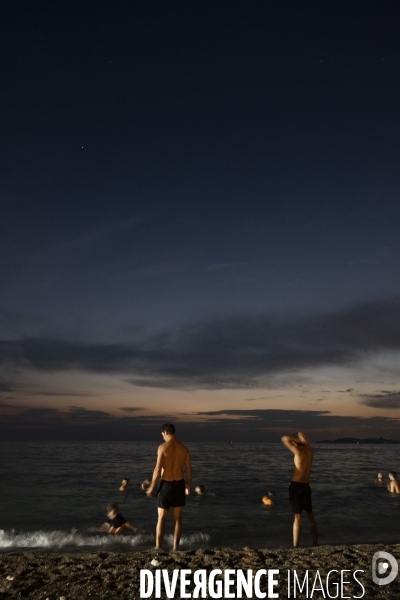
[289,481,313,514]
[158,479,186,509]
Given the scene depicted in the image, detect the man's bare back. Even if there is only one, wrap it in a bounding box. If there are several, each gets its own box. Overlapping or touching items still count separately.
[159,438,190,482]
[281,432,313,482]
[291,441,313,483]
[146,433,192,496]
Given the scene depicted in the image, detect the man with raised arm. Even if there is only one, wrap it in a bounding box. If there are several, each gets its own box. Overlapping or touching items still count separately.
[281,431,318,547]
[146,423,192,550]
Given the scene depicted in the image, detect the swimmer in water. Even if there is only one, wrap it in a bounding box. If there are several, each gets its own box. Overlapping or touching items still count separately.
[141,479,151,491]
[262,491,276,505]
[195,485,205,495]
[262,496,273,505]
[387,471,400,493]
[119,478,130,492]
[375,472,386,484]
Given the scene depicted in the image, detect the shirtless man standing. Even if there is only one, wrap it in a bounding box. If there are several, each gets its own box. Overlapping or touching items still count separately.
[387,471,400,493]
[281,431,318,547]
[146,423,192,550]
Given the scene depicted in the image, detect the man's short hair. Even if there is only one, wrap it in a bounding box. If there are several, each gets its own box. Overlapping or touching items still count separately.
[107,502,119,513]
[389,471,397,478]
[162,423,176,435]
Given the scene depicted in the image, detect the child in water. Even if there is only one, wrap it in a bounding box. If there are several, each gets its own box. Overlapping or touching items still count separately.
[99,503,139,535]
[119,478,130,492]
[262,491,276,505]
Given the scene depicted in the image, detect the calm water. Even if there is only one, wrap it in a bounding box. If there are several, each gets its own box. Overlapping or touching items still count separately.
[0,441,399,552]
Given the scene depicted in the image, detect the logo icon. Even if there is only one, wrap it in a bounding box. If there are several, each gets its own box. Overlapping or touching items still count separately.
[372,551,398,586]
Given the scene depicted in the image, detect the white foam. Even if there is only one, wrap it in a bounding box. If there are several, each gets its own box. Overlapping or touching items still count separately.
[0,529,210,550]
[0,529,152,549]
[174,532,210,547]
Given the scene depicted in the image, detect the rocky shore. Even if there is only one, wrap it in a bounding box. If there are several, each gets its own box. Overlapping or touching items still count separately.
[0,543,399,599]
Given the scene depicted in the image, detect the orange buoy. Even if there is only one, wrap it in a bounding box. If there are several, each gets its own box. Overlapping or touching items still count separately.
[262,496,274,506]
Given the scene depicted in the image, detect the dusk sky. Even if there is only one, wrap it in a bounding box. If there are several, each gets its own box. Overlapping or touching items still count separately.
[1,0,400,441]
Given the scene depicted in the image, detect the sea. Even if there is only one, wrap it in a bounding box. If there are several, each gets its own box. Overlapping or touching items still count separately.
[0,441,399,552]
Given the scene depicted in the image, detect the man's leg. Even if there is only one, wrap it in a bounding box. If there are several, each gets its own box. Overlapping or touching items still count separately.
[293,513,302,547]
[172,506,182,550]
[156,508,168,548]
[305,511,318,546]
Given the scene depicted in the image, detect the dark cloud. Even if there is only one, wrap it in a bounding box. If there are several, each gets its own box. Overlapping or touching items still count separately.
[67,406,111,420]
[18,408,60,419]
[197,408,331,425]
[0,381,12,392]
[35,391,95,397]
[0,337,139,373]
[1,297,400,390]
[360,391,400,409]
[119,406,145,412]
[193,408,400,439]
[0,406,399,442]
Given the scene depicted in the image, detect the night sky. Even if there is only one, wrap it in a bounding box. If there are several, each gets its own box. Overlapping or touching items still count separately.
[1,0,400,441]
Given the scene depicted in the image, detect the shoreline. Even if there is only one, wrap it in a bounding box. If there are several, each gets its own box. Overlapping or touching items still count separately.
[0,543,399,599]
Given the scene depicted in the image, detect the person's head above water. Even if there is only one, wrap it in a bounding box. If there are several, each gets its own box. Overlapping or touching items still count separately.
[389,471,398,480]
[119,478,130,491]
[195,485,205,495]
[377,472,384,480]
[107,503,119,519]
[262,495,274,506]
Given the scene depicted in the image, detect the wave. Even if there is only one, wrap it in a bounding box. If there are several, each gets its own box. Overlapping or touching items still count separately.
[167,532,210,547]
[0,529,210,551]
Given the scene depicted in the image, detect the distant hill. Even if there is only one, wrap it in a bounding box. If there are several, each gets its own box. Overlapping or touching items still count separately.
[316,437,400,444]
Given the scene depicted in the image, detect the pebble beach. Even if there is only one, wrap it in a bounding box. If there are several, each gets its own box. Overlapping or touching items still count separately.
[0,543,399,599]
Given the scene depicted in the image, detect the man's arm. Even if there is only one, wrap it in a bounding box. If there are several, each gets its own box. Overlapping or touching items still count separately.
[297,431,309,444]
[146,445,164,496]
[184,450,192,495]
[281,435,301,454]
[387,481,393,492]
